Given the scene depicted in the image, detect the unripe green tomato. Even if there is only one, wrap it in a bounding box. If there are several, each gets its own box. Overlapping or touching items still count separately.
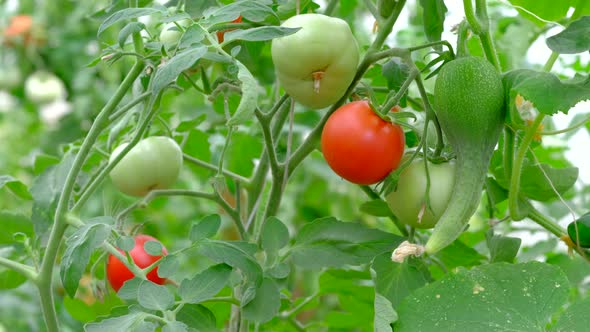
[24,71,66,104]
[271,14,359,109]
[109,136,183,197]
[159,19,191,48]
[386,159,455,229]
[0,66,22,90]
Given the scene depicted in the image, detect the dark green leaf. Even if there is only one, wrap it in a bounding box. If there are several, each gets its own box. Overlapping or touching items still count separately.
[0,175,32,200]
[360,199,392,217]
[372,254,431,308]
[190,214,221,242]
[396,262,569,331]
[382,58,410,92]
[419,0,447,45]
[546,16,590,54]
[223,26,300,43]
[261,217,290,254]
[291,217,403,269]
[503,70,590,116]
[60,220,112,297]
[226,61,259,126]
[198,240,263,287]
[98,8,162,36]
[153,45,207,92]
[137,280,174,311]
[0,212,33,244]
[241,277,280,323]
[485,229,521,263]
[118,22,145,48]
[179,264,232,303]
[176,304,218,332]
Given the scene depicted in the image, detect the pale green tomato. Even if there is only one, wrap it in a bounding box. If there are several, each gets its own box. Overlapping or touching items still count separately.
[24,71,66,104]
[271,14,359,109]
[109,136,183,197]
[386,160,455,229]
[0,66,22,90]
[159,19,191,48]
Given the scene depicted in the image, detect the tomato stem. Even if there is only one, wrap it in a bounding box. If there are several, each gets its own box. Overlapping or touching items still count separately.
[0,257,38,282]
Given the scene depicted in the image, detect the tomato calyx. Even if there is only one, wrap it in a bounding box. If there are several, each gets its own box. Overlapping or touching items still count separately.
[312,70,325,93]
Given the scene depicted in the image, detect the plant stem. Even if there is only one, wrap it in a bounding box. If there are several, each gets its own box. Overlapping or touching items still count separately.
[108,91,151,121]
[37,60,144,332]
[508,114,545,220]
[0,257,38,281]
[183,154,250,185]
[543,52,559,72]
[117,189,217,220]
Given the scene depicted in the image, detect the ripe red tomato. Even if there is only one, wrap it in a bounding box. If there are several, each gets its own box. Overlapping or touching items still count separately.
[106,234,168,292]
[321,100,405,185]
[216,16,243,43]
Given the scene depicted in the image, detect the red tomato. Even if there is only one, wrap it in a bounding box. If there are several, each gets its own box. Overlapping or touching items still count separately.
[216,16,243,43]
[106,234,168,292]
[321,100,405,185]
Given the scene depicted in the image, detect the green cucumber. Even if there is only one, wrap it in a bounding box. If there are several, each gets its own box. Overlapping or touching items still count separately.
[425,56,505,254]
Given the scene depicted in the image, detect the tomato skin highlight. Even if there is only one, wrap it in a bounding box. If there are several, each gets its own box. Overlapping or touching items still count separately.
[321,100,405,185]
[106,235,168,292]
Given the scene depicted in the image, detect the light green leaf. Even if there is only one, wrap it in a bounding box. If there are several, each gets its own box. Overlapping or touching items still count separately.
[546,16,590,54]
[374,293,397,332]
[396,262,570,332]
[190,214,221,242]
[179,264,232,303]
[0,175,32,200]
[241,277,280,323]
[226,61,259,126]
[152,45,207,92]
[137,280,174,311]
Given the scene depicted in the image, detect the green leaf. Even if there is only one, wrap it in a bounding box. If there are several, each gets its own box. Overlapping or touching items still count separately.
[291,217,403,269]
[98,8,162,36]
[63,295,124,323]
[60,220,112,297]
[223,26,300,43]
[156,256,179,278]
[485,177,508,205]
[0,175,32,200]
[152,45,207,92]
[205,1,278,25]
[382,58,410,92]
[241,277,280,323]
[396,262,570,331]
[176,304,219,332]
[419,0,447,45]
[118,22,145,48]
[198,240,263,287]
[372,254,432,308]
[485,229,521,263]
[31,153,75,239]
[178,24,206,50]
[495,162,578,201]
[431,239,486,278]
[374,293,397,332]
[179,264,232,303]
[226,61,259,126]
[503,69,590,116]
[508,0,571,25]
[546,253,590,287]
[226,131,263,177]
[162,321,188,332]
[143,240,163,256]
[137,280,174,311]
[186,0,218,18]
[546,16,590,54]
[550,296,590,331]
[261,217,289,255]
[0,268,27,289]
[190,214,221,242]
[360,199,392,217]
[85,312,155,332]
[0,212,33,244]
[117,278,142,300]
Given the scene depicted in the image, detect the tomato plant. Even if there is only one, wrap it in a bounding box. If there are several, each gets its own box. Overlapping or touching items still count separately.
[386,159,454,229]
[106,234,168,292]
[109,136,183,197]
[271,13,359,109]
[321,100,405,185]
